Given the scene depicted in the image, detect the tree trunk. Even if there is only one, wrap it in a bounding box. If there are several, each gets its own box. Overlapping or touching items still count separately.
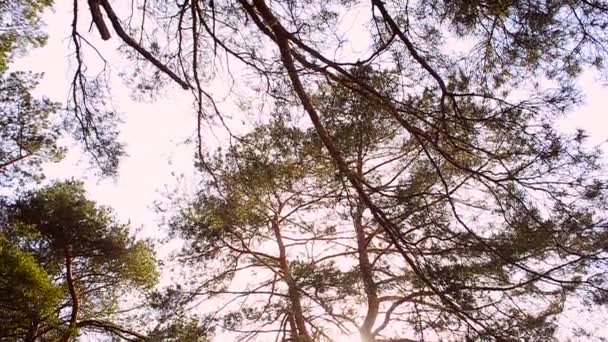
[271,214,312,342]
[25,318,39,342]
[353,143,379,342]
[354,198,379,342]
[61,247,79,342]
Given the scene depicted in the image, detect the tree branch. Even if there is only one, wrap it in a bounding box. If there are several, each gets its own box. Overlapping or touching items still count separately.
[88,0,111,40]
[97,0,190,89]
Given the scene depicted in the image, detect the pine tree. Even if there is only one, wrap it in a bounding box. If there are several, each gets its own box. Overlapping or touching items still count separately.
[0,181,158,341]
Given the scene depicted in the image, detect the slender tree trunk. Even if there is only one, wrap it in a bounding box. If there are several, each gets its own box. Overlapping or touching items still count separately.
[354,156,380,342]
[271,214,312,342]
[287,313,299,341]
[351,132,380,342]
[61,247,79,342]
[25,318,39,342]
[354,199,379,342]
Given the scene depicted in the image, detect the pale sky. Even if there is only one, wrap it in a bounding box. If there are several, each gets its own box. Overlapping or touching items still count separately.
[11,1,608,340]
[17,1,199,246]
[21,0,608,259]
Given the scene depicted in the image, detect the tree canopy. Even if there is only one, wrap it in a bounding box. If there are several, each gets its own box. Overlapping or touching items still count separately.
[0,0,63,187]
[0,71,62,186]
[0,181,158,341]
[2,0,608,341]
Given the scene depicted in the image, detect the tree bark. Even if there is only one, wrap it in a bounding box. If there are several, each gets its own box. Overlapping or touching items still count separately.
[271,214,312,342]
[354,200,379,342]
[24,318,39,342]
[61,247,79,342]
[353,154,379,342]
[88,0,111,40]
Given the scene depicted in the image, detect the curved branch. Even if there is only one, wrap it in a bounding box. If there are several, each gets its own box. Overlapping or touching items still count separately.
[77,319,146,341]
[97,0,190,89]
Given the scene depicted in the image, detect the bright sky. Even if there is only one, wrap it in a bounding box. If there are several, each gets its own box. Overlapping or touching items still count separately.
[15,1,199,247]
[11,1,608,340]
[22,0,608,253]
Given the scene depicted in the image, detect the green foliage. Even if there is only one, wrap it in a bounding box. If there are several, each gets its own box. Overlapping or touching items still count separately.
[420,0,608,84]
[291,261,360,297]
[0,0,63,187]
[0,237,62,337]
[0,0,53,73]
[0,181,158,340]
[312,67,399,160]
[8,180,159,289]
[148,316,211,342]
[0,71,62,187]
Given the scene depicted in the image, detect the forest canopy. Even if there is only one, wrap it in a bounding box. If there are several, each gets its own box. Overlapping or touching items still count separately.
[1,0,608,341]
